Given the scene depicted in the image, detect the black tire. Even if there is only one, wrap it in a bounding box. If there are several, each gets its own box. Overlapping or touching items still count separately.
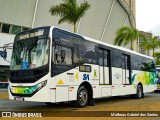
[135,85,143,99]
[75,86,89,108]
[45,102,55,106]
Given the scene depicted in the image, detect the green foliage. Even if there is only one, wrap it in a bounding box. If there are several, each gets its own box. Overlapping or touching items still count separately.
[49,0,90,33]
[141,61,155,71]
[114,26,139,50]
[154,52,160,65]
[140,36,160,57]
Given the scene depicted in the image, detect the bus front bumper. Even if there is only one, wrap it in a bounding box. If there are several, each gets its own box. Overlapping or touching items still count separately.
[8,83,52,103]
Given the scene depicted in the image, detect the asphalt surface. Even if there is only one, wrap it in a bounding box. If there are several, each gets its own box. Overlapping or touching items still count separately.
[0,89,7,93]
[0,89,160,111]
[0,89,160,112]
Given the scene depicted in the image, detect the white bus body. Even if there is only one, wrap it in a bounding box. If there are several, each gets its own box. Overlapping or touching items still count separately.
[8,26,157,107]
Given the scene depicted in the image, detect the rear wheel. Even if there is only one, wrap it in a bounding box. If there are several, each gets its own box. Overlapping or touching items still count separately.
[75,86,89,107]
[135,84,143,99]
[45,102,55,106]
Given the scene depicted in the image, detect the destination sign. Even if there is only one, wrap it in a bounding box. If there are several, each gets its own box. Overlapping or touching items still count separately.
[15,27,50,41]
[79,65,91,72]
[19,29,44,40]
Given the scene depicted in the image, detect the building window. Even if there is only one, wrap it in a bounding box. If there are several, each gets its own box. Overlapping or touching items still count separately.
[2,24,11,33]
[11,25,22,34]
[0,22,30,34]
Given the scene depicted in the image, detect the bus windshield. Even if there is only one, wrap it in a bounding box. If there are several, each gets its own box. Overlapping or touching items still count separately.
[10,38,49,70]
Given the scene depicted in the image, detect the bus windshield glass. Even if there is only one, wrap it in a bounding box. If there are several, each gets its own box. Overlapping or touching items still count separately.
[10,38,49,70]
[11,39,49,70]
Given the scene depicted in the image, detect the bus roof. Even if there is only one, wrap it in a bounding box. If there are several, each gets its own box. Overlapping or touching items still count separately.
[52,26,154,60]
[83,36,154,60]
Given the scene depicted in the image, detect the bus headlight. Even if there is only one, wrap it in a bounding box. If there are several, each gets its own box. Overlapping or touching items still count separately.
[37,80,47,90]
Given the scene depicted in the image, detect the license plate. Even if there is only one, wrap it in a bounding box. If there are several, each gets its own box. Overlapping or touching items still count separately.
[15,97,24,101]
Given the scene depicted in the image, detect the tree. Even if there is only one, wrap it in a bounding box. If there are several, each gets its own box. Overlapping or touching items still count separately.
[49,0,90,33]
[140,36,160,57]
[114,26,139,50]
[154,52,160,65]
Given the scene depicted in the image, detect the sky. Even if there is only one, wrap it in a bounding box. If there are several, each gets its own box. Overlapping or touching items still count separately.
[136,0,160,36]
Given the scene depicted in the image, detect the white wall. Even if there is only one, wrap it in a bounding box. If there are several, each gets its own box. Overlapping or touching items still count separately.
[0,33,15,66]
[77,0,114,40]
[34,0,73,32]
[101,0,127,44]
[34,0,130,45]
[0,0,36,27]
[0,48,12,66]
[0,0,134,66]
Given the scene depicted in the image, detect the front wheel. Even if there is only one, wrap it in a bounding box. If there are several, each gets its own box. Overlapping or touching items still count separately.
[75,86,89,107]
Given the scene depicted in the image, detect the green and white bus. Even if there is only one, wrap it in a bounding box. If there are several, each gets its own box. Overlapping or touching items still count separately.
[8,26,157,107]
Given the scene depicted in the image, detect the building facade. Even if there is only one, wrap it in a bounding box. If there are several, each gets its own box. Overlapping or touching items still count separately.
[137,31,152,56]
[137,30,160,57]
[0,0,136,87]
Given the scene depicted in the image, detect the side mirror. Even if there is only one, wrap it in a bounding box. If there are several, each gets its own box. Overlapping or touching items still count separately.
[61,50,66,60]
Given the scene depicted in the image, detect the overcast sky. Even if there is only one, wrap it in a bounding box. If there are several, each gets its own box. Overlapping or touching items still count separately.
[136,0,160,35]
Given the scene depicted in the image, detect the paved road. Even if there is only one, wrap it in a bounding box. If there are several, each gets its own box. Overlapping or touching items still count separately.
[0,89,160,113]
[0,89,7,93]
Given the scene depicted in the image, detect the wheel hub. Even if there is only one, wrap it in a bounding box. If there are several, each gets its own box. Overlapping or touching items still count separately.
[79,90,88,105]
[138,86,142,97]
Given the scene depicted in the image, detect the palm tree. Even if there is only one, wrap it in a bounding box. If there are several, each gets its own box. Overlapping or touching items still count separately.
[153,52,160,65]
[49,0,90,33]
[140,36,160,57]
[114,26,139,50]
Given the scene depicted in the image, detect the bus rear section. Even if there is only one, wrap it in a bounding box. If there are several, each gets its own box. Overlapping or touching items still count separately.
[156,65,160,90]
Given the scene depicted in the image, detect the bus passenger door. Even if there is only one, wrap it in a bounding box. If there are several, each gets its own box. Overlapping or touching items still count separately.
[122,54,130,84]
[99,49,110,85]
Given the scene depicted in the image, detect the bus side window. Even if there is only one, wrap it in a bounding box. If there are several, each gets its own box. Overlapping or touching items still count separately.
[61,47,72,66]
[132,55,141,70]
[113,50,122,68]
[99,49,103,66]
[54,45,72,66]
[55,45,61,65]
[148,59,156,72]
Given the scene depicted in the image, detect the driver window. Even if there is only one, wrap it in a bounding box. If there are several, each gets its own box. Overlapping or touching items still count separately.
[55,45,72,66]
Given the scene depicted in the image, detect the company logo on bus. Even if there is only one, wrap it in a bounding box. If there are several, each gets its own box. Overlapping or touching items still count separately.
[83,74,90,81]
